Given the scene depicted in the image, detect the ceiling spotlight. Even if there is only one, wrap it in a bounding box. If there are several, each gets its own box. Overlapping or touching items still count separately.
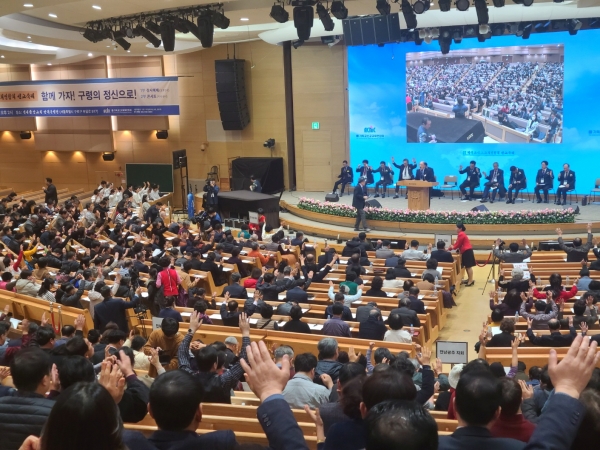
[441,28,451,39]
[377,0,391,15]
[522,0,534,5]
[491,24,505,35]
[568,18,582,35]
[455,0,469,11]
[520,22,532,39]
[135,25,161,48]
[92,5,101,10]
[196,12,215,48]
[48,13,57,18]
[174,17,190,33]
[453,28,463,43]
[293,6,314,41]
[424,35,432,44]
[493,0,505,6]
[479,24,489,34]
[83,28,101,43]
[430,27,439,38]
[331,0,349,19]
[146,21,161,34]
[292,39,304,49]
[270,3,289,23]
[159,21,176,51]
[475,0,489,25]
[212,10,230,29]
[23,4,34,7]
[438,0,451,11]
[402,0,418,29]
[240,17,249,21]
[88,52,93,57]
[413,0,430,14]
[439,38,451,54]
[418,28,427,38]
[0,55,4,58]
[114,37,131,51]
[464,25,477,36]
[316,3,335,31]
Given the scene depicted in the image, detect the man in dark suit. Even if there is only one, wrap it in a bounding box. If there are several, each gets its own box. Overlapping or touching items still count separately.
[545,111,560,143]
[356,160,373,194]
[372,161,394,199]
[391,156,416,199]
[557,223,593,263]
[249,175,262,193]
[480,162,505,203]
[407,286,425,314]
[332,160,353,197]
[93,285,141,332]
[559,299,598,330]
[221,273,248,300]
[415,161,435,182]
[290,232,305,247]
[285,283,311,303]
[352,177,370,232]
[527,317,576,347]
[534,160,554,203]
[122,370,238,450]
[430,241,455,263]
[389,297,421,327]
[43,177,58,205]
[458,160,482,201]
[555,163,576,205]
[438,370,526,450]
[392,257,412,278]
[506,166,526,204]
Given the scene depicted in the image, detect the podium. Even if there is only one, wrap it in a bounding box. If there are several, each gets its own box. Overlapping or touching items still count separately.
[397,180,438,210]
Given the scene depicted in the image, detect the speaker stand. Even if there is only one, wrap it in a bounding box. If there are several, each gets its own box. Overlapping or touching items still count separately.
[173,162,188,215]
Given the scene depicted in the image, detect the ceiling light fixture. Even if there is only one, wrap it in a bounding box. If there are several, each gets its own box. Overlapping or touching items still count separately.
[475,0,489,25]
[0,55,4,58]
[455,0,469,11]
[211,10,230,29]
[376,0,391,15]
[88,53,93,56]
[293,6,314,41]
[331,0,348,19]
[413,0,430,14]
[270,2,289,23]
[240,17,249,21]
[23,4,33,7]
[438,0,451,12]
[135,24,161,48]
[402,0,418,29]
[48,13,57,18]
[316,2,335,32]
[93,5,101,10]
[159,20,176,51]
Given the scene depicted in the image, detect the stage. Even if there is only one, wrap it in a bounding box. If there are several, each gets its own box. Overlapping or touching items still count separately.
[279,191,599,250]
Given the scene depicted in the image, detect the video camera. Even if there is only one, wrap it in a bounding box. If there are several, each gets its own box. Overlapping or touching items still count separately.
[191,210,210,230]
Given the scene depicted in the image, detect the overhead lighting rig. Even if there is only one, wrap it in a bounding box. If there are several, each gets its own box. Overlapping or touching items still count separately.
[82,3,229,51]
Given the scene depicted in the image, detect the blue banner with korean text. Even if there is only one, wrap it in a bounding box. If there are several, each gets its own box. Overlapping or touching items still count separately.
[0,77,179,117]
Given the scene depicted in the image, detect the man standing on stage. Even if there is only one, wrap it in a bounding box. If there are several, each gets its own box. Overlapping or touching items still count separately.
[458,160,481,201]
[534,160,554,204]
[356,160,373,195]
[556,163,576,205]
[480,162,505,203]
[417,118,437,143]
[391,156,416,199]
[506,166,527,204]
[332,160,353,197]
[353,177,370,232]
[249,175,262,193]
[415,161,434,182]
[373,161,394,199]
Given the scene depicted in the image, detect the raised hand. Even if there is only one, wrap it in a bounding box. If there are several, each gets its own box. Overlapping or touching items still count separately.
[518,379,534,400]
[98,360,125,404]
[189,311,203,334]
[549,334,600,399]
[240,341,291,402]
[417,346,431,366]
[580,322,589,335]
[239,312,251,337]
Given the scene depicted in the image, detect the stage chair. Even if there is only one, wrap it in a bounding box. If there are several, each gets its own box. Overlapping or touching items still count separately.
[440,176,457,200]
[589,179,600,203]
[566,188,578,205]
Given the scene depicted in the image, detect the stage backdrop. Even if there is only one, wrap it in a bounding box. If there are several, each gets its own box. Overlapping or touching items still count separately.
[348,28,600,187]
[0,77,179,117]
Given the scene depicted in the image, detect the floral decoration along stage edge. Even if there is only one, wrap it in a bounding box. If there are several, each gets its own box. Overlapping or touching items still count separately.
[297,198,576,225]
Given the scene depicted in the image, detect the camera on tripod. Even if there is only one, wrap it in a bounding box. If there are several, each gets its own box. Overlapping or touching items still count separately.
[191,210,210,230]
[133,305,148,315]
[497,240,506,250]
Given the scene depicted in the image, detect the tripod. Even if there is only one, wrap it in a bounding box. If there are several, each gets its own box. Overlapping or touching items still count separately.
[482,246,498,295]
[174,157,189,215]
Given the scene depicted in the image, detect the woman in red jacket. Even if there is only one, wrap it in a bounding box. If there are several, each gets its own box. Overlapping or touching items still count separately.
[448,222,475,286]
[532,273,577,304]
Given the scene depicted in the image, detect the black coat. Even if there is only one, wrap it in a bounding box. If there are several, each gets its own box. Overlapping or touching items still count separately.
[535,168,554,188]
[221,283,248,300]
[0,393,55,450]
[526,328,576,347]
[338,166,354,183]
[485,168,505,187]
[430,249,454,263]
[358,316,387,341]
[352,184,367,210]
[389,306,421,328]
[356,165,374,184]
[392,162,416,180]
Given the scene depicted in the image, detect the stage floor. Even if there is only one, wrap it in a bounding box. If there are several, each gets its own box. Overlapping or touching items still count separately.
[281,191,595,222]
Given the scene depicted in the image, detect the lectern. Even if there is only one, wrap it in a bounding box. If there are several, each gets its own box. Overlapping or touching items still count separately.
[397,180,438,210]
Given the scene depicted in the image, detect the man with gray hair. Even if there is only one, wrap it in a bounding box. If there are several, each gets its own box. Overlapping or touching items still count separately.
[23,215,38,237]
[389,296,421,328]
[314,337,343,384]
[221,272,248,299]
[274,344,295,379]
[493,237,532,263]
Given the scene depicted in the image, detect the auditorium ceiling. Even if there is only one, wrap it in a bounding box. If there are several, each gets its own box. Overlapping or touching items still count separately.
[0,0,599,65]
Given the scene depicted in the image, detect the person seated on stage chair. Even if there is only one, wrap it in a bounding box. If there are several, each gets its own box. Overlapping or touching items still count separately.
[332,160,354,197]
[556,223,593,263]
[534,160,554,204]
[249,174,262,193]
[417,118,437,143]
[356,160,374,194]
[480,162,506,203]
[373,161,394,199]
[391,156,417,199]
[402,240,431,261]
[493,238,532,264]
[430,241,454,263]
[506,166,526,204]
[555,163,576,206]
[458,160,481,201]
[452,96,469,118]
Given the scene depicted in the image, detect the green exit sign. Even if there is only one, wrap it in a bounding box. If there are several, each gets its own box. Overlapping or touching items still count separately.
[311,122,320,130]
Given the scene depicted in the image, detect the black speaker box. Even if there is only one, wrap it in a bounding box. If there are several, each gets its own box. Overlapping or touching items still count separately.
[215,59,250,130]
[366,199,382,208]
[102,152,115,161]
[471,205,489,212]
[325,193,339,202]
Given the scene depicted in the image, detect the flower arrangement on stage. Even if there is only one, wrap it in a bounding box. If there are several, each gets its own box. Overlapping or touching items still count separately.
[297,198,576,225]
